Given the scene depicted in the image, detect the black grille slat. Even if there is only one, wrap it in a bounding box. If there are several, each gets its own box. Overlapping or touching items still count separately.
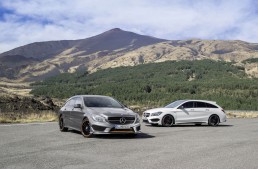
[107,116,135,125]
[143,113,150,117]
[108,117,135,120]
[92,125,106,131]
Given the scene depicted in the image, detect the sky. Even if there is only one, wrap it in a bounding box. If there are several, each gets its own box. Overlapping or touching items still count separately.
[0,0,258,53]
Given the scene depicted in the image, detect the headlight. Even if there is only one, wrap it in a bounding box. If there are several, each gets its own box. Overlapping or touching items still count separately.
[92,114,106,122]
[135,114,140,123]
[151,112,162,116]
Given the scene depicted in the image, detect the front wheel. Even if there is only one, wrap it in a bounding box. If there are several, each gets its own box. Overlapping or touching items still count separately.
[162,115,174,127]
[81,119,92,138]
[59,117,68,132]
[208,115,220,126]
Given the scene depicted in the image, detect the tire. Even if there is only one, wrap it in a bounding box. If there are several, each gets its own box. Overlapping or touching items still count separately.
[162,115,174,127]
[81,118,92,138]
[59,116,68,132]
[208,115,220,126]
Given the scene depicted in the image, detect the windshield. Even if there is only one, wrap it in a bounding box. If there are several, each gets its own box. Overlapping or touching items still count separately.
[83,96,124,108]
[165,100,185,108]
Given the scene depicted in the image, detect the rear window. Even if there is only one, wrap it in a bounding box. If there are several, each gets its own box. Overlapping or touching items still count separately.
[194,101,218,108]
[206,103,218,108]
[195,102,207,108]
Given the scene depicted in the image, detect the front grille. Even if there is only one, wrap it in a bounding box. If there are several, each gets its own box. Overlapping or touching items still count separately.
[150,118,159,122]
[143,112,150,117]
[142,119,149,123]
[107,116,135,125]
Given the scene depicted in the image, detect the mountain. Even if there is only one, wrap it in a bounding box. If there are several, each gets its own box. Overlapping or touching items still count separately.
[1,28,258,84]
[0,28,166,81]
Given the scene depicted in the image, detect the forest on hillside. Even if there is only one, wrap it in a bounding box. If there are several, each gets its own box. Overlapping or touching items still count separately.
[31,60,258,110]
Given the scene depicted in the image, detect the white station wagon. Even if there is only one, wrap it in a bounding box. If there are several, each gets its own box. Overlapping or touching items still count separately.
[142,100,226,127]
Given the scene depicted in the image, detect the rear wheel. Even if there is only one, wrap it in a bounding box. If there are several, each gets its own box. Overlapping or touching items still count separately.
[81,119,92,138]
[59,116,68,132]
[208,115,220,126]
[162,115,174,127]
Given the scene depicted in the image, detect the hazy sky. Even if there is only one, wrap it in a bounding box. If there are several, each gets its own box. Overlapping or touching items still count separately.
[0,0,258,53]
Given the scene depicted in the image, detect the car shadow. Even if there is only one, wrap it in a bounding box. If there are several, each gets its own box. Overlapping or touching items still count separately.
[93,133,155,139]
[69,130,155,139]
[145,124,234,127]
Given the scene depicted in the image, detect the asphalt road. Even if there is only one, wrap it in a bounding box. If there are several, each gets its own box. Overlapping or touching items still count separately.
[0,119,258,169]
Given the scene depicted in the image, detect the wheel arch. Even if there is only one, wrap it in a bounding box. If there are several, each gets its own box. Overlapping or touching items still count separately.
[160,113,175,125]
[162,114,175,124]
[209,114,220,123]
[82,116,89,122]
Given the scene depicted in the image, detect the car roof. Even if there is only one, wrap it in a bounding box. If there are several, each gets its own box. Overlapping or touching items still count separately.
[70,95,111,99]
[178,100,217,104]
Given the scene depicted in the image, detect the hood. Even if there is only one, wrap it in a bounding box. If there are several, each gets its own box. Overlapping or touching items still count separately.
[88,107,136,117]
[145,107,175,113]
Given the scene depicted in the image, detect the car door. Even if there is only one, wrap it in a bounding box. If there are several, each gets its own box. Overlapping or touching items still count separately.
[61,100,73,127]
[70,97,85,130]
[176,101,195,123]
[205,102,219,116]
[191,101,209,122]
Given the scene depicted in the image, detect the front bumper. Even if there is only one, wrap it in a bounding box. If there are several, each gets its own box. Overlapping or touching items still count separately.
[142,115,161,125]
[90,121,141,134]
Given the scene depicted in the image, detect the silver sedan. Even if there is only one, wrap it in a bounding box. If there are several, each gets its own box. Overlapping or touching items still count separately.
[58,95,141,137]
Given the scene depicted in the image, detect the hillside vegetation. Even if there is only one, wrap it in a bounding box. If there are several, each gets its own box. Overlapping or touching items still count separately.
[31,60,258,110]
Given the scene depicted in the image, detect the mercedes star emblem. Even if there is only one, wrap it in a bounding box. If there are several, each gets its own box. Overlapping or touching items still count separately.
[120,117,126,124]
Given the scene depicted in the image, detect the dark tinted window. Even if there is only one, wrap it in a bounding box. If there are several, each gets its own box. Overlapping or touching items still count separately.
[195,102,207,108]
[206,103,218,108]
[181,101,194,108]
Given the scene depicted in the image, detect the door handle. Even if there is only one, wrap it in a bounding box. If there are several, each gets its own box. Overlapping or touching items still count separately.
[191,109,194,111]
[206,109,209,111]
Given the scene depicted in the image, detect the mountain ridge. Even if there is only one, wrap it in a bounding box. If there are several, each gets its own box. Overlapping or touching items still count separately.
[0,28,258,84]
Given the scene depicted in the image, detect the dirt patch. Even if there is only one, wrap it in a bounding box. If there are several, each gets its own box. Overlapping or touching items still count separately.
[0,95,58,113]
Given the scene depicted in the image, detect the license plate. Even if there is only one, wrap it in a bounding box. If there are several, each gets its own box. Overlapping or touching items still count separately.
[115,125,131,129]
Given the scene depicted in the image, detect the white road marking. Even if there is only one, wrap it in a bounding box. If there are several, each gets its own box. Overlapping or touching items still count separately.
[0,122,55,127]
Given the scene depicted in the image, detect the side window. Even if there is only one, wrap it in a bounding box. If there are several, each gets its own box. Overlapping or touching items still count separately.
[206,103,218,108]
[181,101,194,108]
[195,102,207,108]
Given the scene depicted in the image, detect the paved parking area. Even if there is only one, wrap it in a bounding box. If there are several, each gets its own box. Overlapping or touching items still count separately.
[0,119,258,169]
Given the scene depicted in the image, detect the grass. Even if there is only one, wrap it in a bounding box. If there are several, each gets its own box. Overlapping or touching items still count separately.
[0,111,58,123]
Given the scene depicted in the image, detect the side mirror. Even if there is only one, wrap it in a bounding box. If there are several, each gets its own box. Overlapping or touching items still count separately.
[178,106,184,109]
[74,104,82,109]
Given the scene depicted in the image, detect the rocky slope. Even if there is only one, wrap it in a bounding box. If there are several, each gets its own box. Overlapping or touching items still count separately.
[1,28,258,83]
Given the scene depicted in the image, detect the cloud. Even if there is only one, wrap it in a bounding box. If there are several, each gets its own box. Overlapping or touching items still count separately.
[0,0,258,53]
